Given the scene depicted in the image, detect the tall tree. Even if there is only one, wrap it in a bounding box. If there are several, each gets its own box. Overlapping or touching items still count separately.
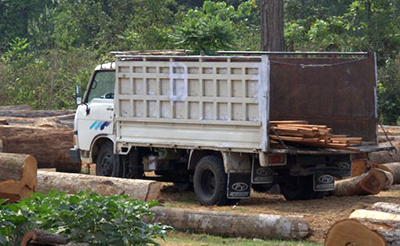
[260,0,284,51]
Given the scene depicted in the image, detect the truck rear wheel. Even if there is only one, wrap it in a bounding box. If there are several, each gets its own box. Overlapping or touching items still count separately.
[96,142,122,177]
[193,155,228,206]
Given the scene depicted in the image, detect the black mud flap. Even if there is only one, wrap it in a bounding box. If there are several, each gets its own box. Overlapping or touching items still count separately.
[313,174,335,192]
[227,173,251,199]
[251,160,273,184]
[337,161,352,178]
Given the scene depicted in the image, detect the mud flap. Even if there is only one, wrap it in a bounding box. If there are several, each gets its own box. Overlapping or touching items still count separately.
[251,160,273,184]
[337,161,352,178]
[227,173,251,199]
[313,174,335,192]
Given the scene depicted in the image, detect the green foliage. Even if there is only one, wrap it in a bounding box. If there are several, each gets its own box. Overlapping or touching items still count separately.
[0,191,170,246]
[175,0,256,54]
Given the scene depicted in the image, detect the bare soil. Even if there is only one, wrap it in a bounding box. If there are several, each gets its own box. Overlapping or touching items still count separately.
[160,184,400,243]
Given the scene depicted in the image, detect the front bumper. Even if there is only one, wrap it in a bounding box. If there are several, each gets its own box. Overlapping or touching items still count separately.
[69,148,81,163]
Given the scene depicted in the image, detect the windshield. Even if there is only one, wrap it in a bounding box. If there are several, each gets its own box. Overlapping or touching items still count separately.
[87,71,115,102]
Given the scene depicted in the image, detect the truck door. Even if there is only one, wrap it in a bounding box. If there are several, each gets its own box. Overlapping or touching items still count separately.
[76,70,116,151]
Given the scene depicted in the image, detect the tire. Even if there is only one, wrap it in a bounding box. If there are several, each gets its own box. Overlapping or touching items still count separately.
[96,142,122,177]
[279,175,315,201]
[252,183,274,193]
[121,150,143,179]
[193,155,228,206]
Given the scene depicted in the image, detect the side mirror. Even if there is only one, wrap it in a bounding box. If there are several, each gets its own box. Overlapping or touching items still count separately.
[75,85,82,105]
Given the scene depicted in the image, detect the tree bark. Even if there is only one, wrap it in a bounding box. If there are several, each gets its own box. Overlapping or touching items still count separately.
[37,171,161,202]
[149,207,310,240]
[0,153,37,203]
[0,125,80,171]
[260,0,285,51]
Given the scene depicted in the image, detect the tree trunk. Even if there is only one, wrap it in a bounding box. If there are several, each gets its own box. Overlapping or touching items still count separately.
[0,125,80,171]
[21,230,67,246]
[260,0,284,51]
[37,171,161,202]
[331,168,392,196]
[149,207,310,240]
[0,153,37,203]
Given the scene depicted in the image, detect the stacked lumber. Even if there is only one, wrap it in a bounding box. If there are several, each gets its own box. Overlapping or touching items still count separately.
[325,202,400,245]
[270,120,362,151]
[0,153,37,203]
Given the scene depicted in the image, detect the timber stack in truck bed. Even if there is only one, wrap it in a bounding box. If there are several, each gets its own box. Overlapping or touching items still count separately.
[269,121,363,151]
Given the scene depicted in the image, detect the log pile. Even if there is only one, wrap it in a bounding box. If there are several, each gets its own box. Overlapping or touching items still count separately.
[0,107,79,172]
[325,202,400,246]
[270,121,362,151]
[0,153,37,203]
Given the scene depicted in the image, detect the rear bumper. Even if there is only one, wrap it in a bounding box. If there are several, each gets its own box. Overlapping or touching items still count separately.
[69,148,81,163]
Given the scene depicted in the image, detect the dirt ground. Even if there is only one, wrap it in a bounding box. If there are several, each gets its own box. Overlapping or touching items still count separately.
[160,184,400,243]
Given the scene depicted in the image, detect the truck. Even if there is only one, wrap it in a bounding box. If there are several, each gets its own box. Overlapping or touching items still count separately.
[70,51,391,205]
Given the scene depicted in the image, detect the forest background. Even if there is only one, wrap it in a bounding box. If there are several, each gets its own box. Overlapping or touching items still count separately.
[1,0,400,125]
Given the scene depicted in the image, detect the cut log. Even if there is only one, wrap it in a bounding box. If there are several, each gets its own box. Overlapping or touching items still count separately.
[0,105,32,111]
[37,171,161,202]
[21,230,67,246]
[350,209,400,228]
[380,163,400,184]
[331,168,390,196]
[150,207,310,240]
[0,125,80,171]
[0,153,37,203]
[369,141,400,164]
[0,109,75,118]
[373,202,400,215]
[325,219,387,246]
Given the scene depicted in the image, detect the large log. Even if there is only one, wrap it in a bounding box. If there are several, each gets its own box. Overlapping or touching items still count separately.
[369,141,400,164]
[0,125,80,171]
[0,109,75,118]
[150,207,310,240]
[381,163,400,184]
[331,168,391,196]
[0,105,32,111]
[0,153,37,203]
[37,171,161,202]
[326,207,400,246]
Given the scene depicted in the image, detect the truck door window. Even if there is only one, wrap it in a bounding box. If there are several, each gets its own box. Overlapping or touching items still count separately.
[87,71,115,102]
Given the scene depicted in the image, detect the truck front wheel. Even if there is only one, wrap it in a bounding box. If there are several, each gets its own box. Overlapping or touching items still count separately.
[193,155,228,206]
[96,142,122,177]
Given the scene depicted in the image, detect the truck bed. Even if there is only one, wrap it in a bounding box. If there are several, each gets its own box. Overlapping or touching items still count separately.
[114,52,380,154]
